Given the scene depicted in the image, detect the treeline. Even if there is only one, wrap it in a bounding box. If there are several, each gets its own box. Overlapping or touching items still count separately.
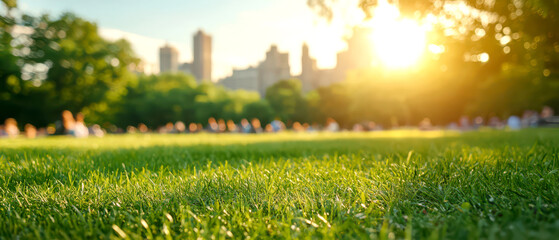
[1,1,558,130]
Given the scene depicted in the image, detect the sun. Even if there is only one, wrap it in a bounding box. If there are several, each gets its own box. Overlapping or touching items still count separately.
[367,1,427,69]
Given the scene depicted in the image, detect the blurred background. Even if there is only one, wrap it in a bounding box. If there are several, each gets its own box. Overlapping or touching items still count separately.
[1,0,558,137]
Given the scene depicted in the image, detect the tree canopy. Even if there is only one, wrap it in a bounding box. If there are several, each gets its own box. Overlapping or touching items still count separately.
[1,6,139,126]
[307,0,559,122]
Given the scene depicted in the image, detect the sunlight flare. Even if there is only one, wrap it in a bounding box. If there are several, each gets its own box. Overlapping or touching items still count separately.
[367,1,428,69]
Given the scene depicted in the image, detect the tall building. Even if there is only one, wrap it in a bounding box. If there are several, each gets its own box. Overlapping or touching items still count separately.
[301,27,373,88]
[336,27,373,76]
[179,62,193,75]
[159,44,179,73]
[219,28,376,95]
[219,66,259,92]
[300,43,318,92]
[193,30,212,82]
[217,45,291,97]
[258,45,290,96]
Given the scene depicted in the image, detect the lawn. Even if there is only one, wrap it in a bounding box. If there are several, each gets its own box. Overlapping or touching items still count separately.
[1,129,558,239]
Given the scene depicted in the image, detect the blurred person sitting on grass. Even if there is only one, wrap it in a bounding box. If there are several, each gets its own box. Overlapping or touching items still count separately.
[419,118,433,131]
[541,106,554,118]
[240,119,252,134]
[227,120,238,133]
[218,119,227,133]
[352,123,364,132]
[126,126,138,134]
[325,118,340,132]
[4,118,20,138]
[138,123,149,133]
[175,121,186,133]
[270,118,285,132]
[292,122,304,132]
[207,117,219,133]
[24,124,37,139]
[265,124,274,133]
[89,124,105,137]
[507,115,522,130]
[251,118,263,133]
[62,110,76,136]
[188,123,198,133]
[74,112,89,138]
[61,110,89,137]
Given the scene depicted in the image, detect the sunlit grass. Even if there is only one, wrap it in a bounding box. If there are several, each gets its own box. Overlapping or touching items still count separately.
[1,129,558,239]
[0,130,460,149]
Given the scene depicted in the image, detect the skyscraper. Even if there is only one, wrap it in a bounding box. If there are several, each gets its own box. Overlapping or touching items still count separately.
[300,43,317,92]
[159,44,179,73]
[336,27,373,75]
[258,45,290,96]
[193,30,212,82]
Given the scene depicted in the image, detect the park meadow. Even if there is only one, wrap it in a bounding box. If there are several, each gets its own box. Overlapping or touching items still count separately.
[1,129,558,239]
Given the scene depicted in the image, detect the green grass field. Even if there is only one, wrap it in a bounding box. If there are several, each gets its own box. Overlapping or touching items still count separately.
[1,129,558,239]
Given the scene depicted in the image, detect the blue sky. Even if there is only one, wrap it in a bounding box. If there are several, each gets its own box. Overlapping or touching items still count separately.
[18,0,361,80]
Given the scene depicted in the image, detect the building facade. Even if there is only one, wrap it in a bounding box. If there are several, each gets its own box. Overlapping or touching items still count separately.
[258,45,291,96]
[179,62,193,75]
[219,67,259,92]
[218,28,372,96]
[335,27,373,76]
[300,43,318,92]
[193,30,212,82]
[299,27,374,89]
[218,45,291,97]
[159,44,179,73]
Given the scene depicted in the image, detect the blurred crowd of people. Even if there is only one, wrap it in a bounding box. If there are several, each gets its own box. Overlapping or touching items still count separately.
[443,106,557,131]
[0,106,557,139]
[0,110,105,139]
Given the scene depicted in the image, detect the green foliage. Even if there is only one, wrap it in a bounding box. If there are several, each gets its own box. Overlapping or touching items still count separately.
[306,0,559,119]
[1,129,558,239]
[1,9,139,127]
[2,0,558,129]
[1,0,16,9]
[316,82,352,127]
[0,0,23,123]
[467,64,559,118]
[116,73,262,128]
[18,13,138,126]
[115,73,198,128]
[242,100,275,124]
[224,89,261,121]
[265,79,310,123]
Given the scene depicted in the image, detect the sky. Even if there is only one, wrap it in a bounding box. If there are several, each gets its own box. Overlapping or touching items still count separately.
[18,0,364,80]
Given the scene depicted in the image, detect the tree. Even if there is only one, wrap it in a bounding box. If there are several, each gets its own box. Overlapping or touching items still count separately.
[316,83,352,127]
[222,89,261,122]
[16,13,138,126]
[309,0,559,76]
[467,64,558,118]
[115,73,198,128]
[242,100,275,125]
[308,0,559,117]
[115,73,262,128]
[0,0,24,125]
[265,79,307,122]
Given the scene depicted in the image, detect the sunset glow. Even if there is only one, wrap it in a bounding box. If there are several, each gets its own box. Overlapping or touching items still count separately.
[368,1,427,69]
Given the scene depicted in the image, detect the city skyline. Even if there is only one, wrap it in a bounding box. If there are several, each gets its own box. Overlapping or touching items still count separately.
[159,30,212,83]
[18,0,367,80]
[159,44,179,73]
